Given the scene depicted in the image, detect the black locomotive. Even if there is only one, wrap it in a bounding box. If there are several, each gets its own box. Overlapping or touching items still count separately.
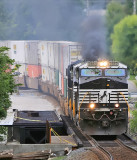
[67,60,128,135]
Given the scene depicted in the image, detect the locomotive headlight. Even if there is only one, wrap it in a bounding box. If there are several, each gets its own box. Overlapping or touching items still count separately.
[99,61,108,67]
[90,103,95,109]
[115,104,119,108]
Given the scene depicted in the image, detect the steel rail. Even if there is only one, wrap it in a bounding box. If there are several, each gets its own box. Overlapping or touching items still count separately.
[87,135,113,160]
[116,138,137,153]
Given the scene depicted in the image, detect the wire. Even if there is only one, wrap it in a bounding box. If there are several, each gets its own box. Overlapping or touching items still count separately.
[51,128,76,146]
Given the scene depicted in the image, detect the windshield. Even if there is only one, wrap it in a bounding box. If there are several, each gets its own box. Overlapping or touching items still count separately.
[105,69,126,76]
[81,69,102,77]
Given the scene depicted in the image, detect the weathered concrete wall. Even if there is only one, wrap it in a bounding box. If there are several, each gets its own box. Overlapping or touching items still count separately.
[0,144,72,154]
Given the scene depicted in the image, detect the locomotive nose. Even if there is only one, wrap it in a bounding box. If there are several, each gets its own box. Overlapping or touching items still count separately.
[102,121,110,127]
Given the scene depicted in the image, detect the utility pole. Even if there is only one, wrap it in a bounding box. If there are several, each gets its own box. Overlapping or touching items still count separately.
[133,0,136,14]
[86,0,89,16]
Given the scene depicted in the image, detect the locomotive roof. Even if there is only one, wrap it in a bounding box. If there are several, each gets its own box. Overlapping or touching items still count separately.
[72,61,127,69]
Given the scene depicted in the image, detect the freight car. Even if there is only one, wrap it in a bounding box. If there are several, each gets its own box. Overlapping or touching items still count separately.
[67,60,128,135]
[39,41,82,108]
[0,40,82,112]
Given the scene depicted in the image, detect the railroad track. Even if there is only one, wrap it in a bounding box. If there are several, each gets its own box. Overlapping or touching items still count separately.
[85,135,113,160]
[95,134,137,160]
[62,116,137,160]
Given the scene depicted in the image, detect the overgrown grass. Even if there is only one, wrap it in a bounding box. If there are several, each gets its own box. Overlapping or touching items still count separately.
[50,156,66,160]
[129,74,137,87]
[129,75,136,80]
[0,126,7,141]
[132,80,137,88]
[129,102,137,134]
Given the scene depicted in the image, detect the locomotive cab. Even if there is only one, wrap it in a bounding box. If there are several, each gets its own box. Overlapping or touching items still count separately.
[68,60,128,135]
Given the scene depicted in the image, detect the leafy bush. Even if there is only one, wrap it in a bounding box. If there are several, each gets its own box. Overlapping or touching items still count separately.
[0,126,7,141]
[0,47,20,119]
[130,105,137,133]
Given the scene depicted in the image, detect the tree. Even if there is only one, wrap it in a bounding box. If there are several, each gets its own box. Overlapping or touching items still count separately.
[106,1,126,56]
[130,102,137,134]
[111,15,137,70]
[0,0,17,40]
[124,0,133,15]
[0,47,20,119]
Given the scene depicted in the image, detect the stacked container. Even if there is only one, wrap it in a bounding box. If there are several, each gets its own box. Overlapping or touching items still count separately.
[0,41,26,87]
[25,41,41,89]
[0,40,82,112]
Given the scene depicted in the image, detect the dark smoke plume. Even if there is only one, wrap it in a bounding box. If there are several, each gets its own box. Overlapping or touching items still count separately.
[3,0,84,41]
[81,14,106,61]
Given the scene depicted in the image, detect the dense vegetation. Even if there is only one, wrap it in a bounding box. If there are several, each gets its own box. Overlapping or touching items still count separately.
[0,47,20,118]
[130,102,137,134]
[106,1,137,135]
[111,15,137,73]
[106,1,137,74]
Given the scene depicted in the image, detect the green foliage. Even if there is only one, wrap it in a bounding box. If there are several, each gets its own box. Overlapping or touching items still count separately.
[129,75,136,80]
[0,126,7,141]
[124,0,133,15]
[130,109,137,133]
[106,1,126,55]
[130,102,137,134]
[51,156,66,160]
[135,102,137,108]
[132,80,137,88]
[0,47,20,119]
[111,15,137,69]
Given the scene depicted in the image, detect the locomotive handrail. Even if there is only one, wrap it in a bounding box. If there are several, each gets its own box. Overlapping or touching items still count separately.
[120,92,130,112]
[78,92,89,121]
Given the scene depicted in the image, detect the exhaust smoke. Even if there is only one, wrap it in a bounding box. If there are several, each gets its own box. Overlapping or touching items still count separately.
[81,13,106,61]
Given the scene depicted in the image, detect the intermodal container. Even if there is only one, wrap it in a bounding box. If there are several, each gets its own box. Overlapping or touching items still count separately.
[69,43,82,63]
[41,66,46,82]
[64,78,67,98]
[10,41,26,63]
[0,41,9,48]
[41,66,50,82]
[48,42,54,68]
[59,71,62,91]
[49,67,55,84]
[55,69,59,87]
[27,65,42,78]
[53,43,59,70]
[61,74,64,95]
[25,41,40,65]
[39,41,48,66]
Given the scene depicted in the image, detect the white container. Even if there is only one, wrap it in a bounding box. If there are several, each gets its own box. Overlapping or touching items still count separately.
[49,67,55,84]
[53,43,59,70]
[59,71,62,91]
[48,42,54,68]
[0,41,11,57]
[0,41,9,48]
[41,66,50,82]
[0,41,26,80]
[41,66,47,82]
[39,41,49,66]
[25,41,39,65]
[69,42,82,63]
[9,41,26,64]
